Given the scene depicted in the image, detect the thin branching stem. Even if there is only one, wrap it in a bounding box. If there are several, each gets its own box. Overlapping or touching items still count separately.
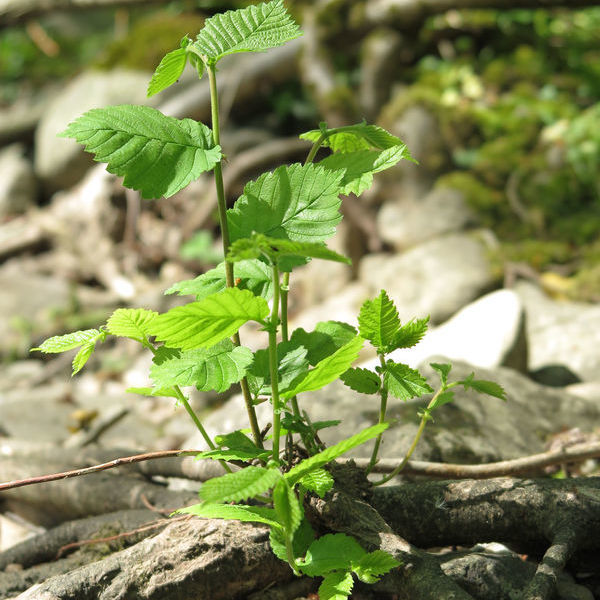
[207,61,263,448]
[269,263,282,462]
[366,354,388,473]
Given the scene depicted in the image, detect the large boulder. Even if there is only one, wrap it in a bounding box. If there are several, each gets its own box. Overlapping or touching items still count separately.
[359,233,496,324]
[34,69,155,192]
[515,281,600,382]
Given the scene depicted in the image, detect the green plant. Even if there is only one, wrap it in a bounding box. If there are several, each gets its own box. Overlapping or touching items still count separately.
[32,2,505,596]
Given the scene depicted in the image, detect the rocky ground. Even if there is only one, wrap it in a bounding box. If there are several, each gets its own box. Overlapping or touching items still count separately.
[0,42,599,600]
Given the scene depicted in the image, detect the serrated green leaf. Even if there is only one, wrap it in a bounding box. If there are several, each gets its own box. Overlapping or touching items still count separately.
[358,290,400,353]
[32,329,103,353]
[270,517,315,562]
[289,321,357,367]
[195,448,270,462]
[227,233,351,268]
[393,316,429,349]
[352,550,401,584]
[60,105,221,199]
[383,361,434,401]
[71,342,95,375]
[340,367,380,395]
[227,163,343,244]
[430,362,452,387]
[165,259,273,301]
[280,336,364,400]
[429,390,455,412]
[199,466,282,503]
[318,571,354,600]
[285,423,388,486]
[192,0,301,64]
[126,386,180,399]
[148,288,270,350]
[461,374,507,401]
[273,478,302,535]
[149,340,253,393]
[147,44,188,97]
[106,308,158,341]
[298,468,334,497]
[300,121,406,153]
[247,341,309,398]
[178,502,281,528]
[214,429,261,452]
[320,145,412,196]
[298,533,365,577]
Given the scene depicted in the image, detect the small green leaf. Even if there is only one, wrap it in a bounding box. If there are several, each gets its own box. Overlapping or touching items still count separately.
[430,362,452,387]
[270,517,315,562]
[298,468,334,497]
[289,321,357,366]
[227,233,351,268]
[383,361,434,401]
[106,308,158,341]
[280,414,341,437]
[429,390,455,412]
[298,533,365,576]
[178,502,281,529]
[192,0,302,64]
[352,550,401,584]
[126,386,180,399]
[199,466,282,503]
[214,429,262,452]
[461,374,507,401]
[195,448,270,463]
[340,367,380,395]
[60,105,221,199]
[71,342,95,375]
[148,288,270,350]
[32,329,103,353]
[150,340,253,393]
[320,145,413,196]
[227,163,343,245]
[147,43,188,97]
[319,571,354,600]
[165,259,273,301]
[285,423,388,486]
[280,336,364,399]
[393,316,429,349]
[358,290,400,353]
[273,478,302,535]
[300,121,407,153]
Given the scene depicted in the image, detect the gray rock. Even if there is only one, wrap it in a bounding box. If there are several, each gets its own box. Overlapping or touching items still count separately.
[0,144,38,217]
[187,360,600,464]
[515,281,600,382]
[34,69,155,191]
[366,289,527,373]
[359,233,496,324]
[377,186,475,251]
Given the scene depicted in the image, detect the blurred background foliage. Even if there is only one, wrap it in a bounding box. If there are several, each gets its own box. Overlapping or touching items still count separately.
[1,0,599,300]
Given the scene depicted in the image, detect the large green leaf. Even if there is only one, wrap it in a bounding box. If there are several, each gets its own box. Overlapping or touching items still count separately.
[147,37,189,97]
[319,571,354,600]
[320,145,412,197]
[227,163,343,244]
[358,290,400,353]
[178,503,281,529]
[298,533,365,576]
[382,361,433,401]
[106,308,158,341]
[285,423,388,485]
[149,340,253,393]
[280,336,364,400]
[199,466,281,503]
[166,259,273,301]
[192,0,301,64]
[289,321,357,366]
[60,105,221,199]
[298,468,334,498]
[300,121,407,153]
[148,288,269,350]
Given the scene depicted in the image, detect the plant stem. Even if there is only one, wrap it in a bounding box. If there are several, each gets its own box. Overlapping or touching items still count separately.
[373,388,444,486]
[206,60,263,448]
[366,354,388,473]
[285,534,300,575]
[281,272,290,342]
[269,263,282,462]
[304,134,326,165]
